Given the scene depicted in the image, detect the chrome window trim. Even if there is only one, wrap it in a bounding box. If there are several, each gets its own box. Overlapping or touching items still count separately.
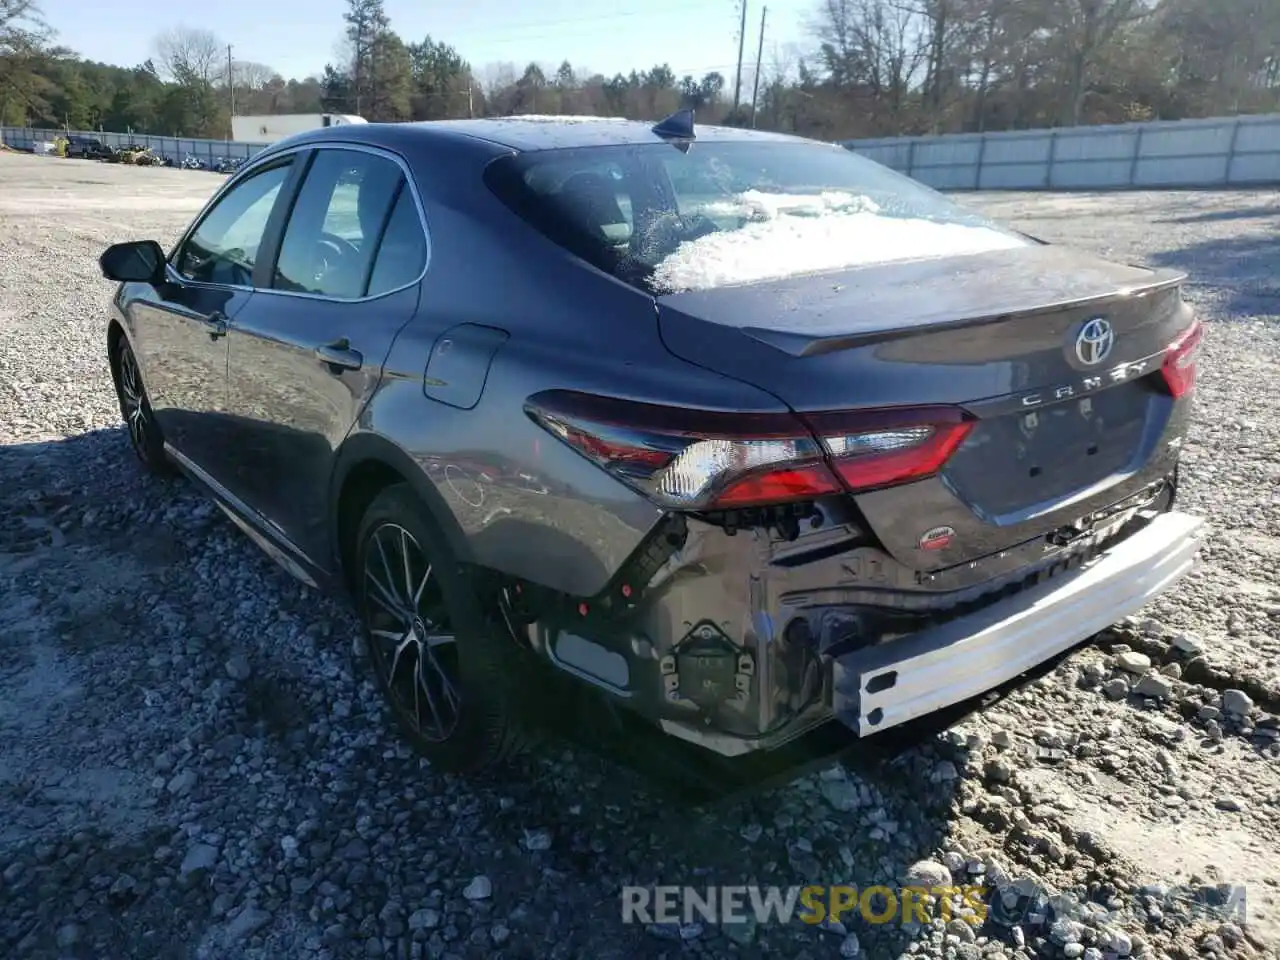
[168,140,433,304]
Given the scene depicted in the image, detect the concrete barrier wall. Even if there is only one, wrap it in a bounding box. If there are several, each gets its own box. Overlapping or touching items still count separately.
[839,113,1280,190]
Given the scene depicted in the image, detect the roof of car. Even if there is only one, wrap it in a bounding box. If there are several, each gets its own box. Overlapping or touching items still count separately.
[289,116,813,153]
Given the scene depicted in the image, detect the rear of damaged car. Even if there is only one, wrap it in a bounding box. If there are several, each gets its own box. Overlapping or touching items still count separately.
[479,130,1206,767]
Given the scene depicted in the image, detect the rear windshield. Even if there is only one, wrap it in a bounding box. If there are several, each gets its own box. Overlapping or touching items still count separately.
[484,140,1029,294]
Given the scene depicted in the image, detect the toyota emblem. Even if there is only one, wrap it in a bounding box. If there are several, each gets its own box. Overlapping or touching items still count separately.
[1075,317,1114,366]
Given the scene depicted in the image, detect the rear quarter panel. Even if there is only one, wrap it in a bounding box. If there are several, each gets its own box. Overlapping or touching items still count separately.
[348,139,796,596]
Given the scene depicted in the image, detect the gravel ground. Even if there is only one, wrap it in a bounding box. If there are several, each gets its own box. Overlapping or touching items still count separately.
[1,153,1278,960]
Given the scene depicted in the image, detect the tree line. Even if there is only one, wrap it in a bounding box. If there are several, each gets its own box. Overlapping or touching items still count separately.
[2,0,1278,143]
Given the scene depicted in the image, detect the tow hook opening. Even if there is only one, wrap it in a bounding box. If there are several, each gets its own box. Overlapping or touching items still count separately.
[1045,479,1169,549]
[866,671,897,695]
[1047,524,1091,547]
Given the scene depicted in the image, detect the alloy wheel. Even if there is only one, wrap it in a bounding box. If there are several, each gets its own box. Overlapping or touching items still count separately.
[360,522,462,742]
[118,344,155,462]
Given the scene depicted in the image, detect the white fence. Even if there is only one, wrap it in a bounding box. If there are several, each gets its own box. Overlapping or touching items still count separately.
[0,126,269,165]
[5,113,1280,190]
[840,112,1280,190]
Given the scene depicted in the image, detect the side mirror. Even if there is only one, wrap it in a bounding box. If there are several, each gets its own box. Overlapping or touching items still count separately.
[99,240,167,284]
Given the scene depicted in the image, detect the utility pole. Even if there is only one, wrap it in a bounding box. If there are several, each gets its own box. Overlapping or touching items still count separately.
[227,45,235,139]
[732,0,748,115]
[468,83,474,118]
[747,5,762,128]
[353,29,363,116]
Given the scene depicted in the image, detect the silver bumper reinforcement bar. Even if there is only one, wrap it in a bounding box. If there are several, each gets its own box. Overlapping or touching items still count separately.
[833,511,1207,737]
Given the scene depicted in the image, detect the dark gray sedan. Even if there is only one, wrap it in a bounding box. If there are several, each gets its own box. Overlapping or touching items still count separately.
[98,112,1205,782]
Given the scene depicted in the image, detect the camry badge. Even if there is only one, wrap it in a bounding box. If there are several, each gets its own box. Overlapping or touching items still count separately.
[1075,317,1114,366]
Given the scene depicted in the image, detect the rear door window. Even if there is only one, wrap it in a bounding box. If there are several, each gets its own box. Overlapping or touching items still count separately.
[365,187,429,297]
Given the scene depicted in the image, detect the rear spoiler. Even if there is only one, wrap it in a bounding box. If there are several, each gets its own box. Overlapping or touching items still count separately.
[658,246,1186,359]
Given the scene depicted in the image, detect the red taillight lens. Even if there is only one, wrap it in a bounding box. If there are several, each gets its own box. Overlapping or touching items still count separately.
[805,407,975,493]
[1161,318,1202,398]
[525,391,973,511]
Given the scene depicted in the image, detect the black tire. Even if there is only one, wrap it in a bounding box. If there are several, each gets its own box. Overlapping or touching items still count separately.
[354,483,531,774]
[112,337,175,476]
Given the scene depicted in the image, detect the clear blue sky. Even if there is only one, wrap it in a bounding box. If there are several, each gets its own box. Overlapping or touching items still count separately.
[40,0,816,89]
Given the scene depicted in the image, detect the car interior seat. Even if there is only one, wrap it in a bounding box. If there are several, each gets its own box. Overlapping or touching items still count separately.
[556,171,628,243]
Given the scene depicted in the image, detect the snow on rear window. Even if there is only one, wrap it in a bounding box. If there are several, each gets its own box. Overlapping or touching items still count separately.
[693,188,880,220]
[484,141,1030,294]
[650,192,1026,293]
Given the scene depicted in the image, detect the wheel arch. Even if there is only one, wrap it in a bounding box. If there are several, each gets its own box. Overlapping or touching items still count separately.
[329,431,474,595]
[106,318,128,382]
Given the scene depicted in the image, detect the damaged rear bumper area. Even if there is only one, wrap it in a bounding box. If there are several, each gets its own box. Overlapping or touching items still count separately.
[833,510,1205,737]
[511,489,1206,760]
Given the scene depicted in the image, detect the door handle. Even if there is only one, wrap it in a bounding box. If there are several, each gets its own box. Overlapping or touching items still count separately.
[202,311,228,341]
[315,338,363,373]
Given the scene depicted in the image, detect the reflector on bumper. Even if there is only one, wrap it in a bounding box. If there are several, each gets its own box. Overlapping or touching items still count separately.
[833,511,1206,736]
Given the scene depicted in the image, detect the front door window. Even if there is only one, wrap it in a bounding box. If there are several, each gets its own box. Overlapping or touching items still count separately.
[175,163,292,287]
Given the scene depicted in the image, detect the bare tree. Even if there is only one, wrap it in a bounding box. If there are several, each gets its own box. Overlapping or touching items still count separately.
[768,42,800,87]
[478,61,517,97]
[1044,0,1154,125]
[809,0,865,87]
[953,0,1006,130]
[900,0,983,130]
[1,0,48,41]
[763,42,801,129]
[1156,0,1280,115]
[812,0,929,129]
[229,60,278,92]
[153,26,223,87]
[946,0,1047,130]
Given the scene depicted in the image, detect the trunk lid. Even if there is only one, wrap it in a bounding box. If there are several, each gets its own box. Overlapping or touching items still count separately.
[656,244,1192,569]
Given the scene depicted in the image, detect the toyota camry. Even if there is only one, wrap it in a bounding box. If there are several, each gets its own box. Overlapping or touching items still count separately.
[98,110,1206,781]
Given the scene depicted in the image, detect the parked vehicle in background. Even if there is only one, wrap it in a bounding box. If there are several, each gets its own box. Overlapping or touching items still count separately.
[64,135,112,160]
[231,113,367,144]
[95,112,1206,787]
[104,144,159,166]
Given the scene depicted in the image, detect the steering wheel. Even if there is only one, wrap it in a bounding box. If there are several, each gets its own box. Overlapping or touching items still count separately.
[313,231,361,285]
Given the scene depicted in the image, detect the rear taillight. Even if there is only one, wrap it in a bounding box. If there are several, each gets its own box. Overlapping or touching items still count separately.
[1161,318,1202,398]
[525,391,973,511]
[810,406,974,493]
